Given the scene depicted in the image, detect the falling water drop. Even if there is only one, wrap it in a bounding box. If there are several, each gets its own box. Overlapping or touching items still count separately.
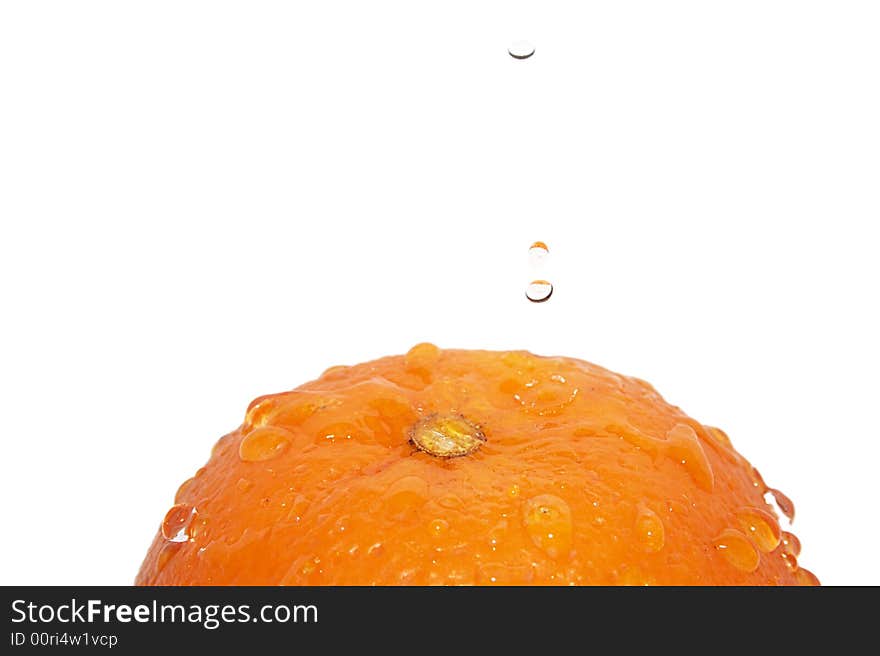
[526,280,554,303]
[525,241,553,303]
[528,241,549,266]
[508,40,535,59]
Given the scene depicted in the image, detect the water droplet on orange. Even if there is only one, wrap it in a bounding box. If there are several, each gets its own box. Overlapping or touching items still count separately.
[320,364,349,379]
[189,515,209,540]
[780,531,801,557]
[244,394,280,430]
[736,507,781,552]
[155,542,179,575]
[333,515,349,534]
[796,567,820,586]
[767,488,795,523]
[500,350,537,371]
[209,433,235,458]
[429,518,449,538]
[383,476,429,515]
[174,467,205,503]
[522,494,573,559]
[316,421,359,444]
[751,467,768,492]
[284,494,309,523]
[488,518,509,550]
[508,483,521,498]
[503,378,579,417]
[635,506,666,553]
[437,493,463,510]
[162,503,196,543]
[705,426,733,448]
[239,426,293,462]
[525,280,553,303]
[616,565,656,586]
[268,398,326,427]
[236,478,253,493]
[405,342,440,369]
[665,423,715,492]
[713,528,760,573]
[781,551,799,571]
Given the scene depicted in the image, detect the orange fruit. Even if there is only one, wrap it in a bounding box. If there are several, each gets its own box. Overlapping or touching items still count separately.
[136,345,817,585]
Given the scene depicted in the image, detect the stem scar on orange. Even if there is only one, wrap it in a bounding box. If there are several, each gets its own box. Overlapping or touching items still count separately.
[136,345,818,586]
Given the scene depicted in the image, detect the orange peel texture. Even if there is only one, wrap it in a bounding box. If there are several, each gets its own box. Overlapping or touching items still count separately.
[136,345,817,586]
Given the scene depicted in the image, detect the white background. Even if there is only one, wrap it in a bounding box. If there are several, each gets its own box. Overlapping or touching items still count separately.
[1,1,878,585]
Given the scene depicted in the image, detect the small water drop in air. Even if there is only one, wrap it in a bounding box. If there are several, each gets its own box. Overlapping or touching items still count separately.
[526,280,553,303]
[528,241,549,266]
[508,40,535,59]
